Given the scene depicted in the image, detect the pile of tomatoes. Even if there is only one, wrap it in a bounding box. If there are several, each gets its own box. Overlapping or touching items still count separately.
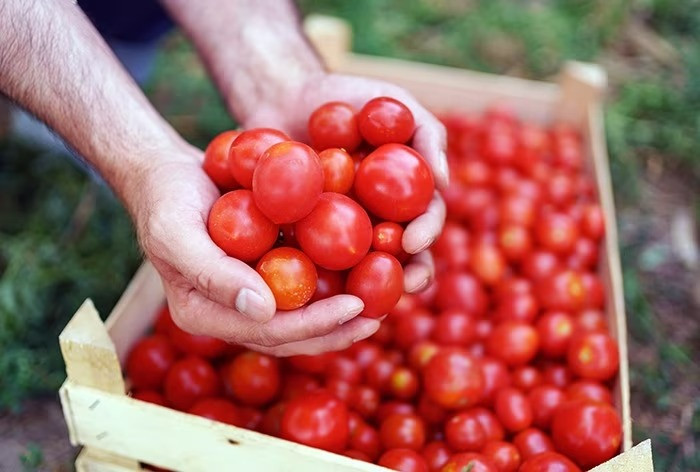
[204,97,434,315]
[127,105,623,472]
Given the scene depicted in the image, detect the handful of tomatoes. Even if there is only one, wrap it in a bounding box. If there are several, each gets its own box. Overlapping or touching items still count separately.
[128,105,623,472]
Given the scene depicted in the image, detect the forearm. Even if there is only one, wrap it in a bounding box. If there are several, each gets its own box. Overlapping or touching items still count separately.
[160,0,324,125]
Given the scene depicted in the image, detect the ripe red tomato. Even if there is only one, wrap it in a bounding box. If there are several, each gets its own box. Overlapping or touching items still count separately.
[540,362,573,389]
[169,322,228,359]
[493,277,532,301]
[408,340,440,371]
[565,380,613,404]
[469,242,506,286]
[354,144,434,222]
[259,401,286,436]
[528,385,565,430]
[445,411,486,452]
[189,398,242,426]
[296,192,372,270]
[536,311,574,358]
[535,212,579,254]
[544,171,576,207]
[164,356,220,411]
[326,379,352,403]
[222,351,280,407]
[281,390,349,453]
[288,352,334,374]
[479,359,511,407]
[581,204,605,240]
[468,407,505,443]
[481,441,520,472]
[349,421,381,460]
[499,195,536,227]
[132,390,167,407]
[252,141,324,224]
[551,401,622,469]
[431,221,471,271]
[434,272,488,317]
[498,224,532,261]
[519,451,581,472]
[256,247,317,310]
[441,452,498,472]
[567,332,619,381]
[308,268,345,303]
[513,428,554,460]
[207,189,279,262]
[126,334,177,390]
[358,97,415,146]
[378,448,429,472]
[308,102,362,152]
[521,250,561,281]
[203,130,241,190]
[494,388,533,433]
[487,321,539,367]
[325,356,362,384]
[349,385,381,419]
[229,128,289,189]
[346,252,404,318]
[432,309,476,346]
[344,450,371,462]
[423,348,484,409]
[372,222,409,261]
[574,308,607,333]
[388,367,420,400]
[580,272,605,309]
[281,373,321,401]
[536,270,586,312]
[377,401,417,424]
[422,441,451,471]
[493,293,538,324]
[511,366,542,392]
[567,237,599,270]
[317,148,355,194]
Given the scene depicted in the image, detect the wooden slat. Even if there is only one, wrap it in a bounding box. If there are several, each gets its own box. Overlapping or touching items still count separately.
[75,448,141,472]
[590,440,654,472]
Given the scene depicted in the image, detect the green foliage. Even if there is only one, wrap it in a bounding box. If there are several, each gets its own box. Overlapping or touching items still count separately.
[19,443,43,472]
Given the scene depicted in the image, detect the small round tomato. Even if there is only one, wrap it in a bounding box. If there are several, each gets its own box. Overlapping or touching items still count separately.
[132,390,167,407]
[567,332,619,381]
[479,358,511,406]
[365,355,399,392]
[431,221,471,271]
[408,340,440,371]
[536,270,586,312]
[308,268,345,303]
[581,272,605,309]
[511,366,542,392]
[164,356,220,411]
[354,144,434,222]
[493,293,538,324]
[493,277,532,300]
[500,195,536,227]
[498,224,532,261]
[544,171,576,207]
[358,97,415,146]
[434,272,488,317]
[349,385,380,419]
[520,250,561,281]
[288,352,334,374]
[483,125,517,167]
[445,411,486,452]
[344,450,371,462]
[432,309,477,346]
[566,380,613,404]
[519,452,581,472]
[296,192,372,270]
[423,348,484,409]
[325,356,362,384]
[567,237,599,270]
[252,141,324,224]
[281,373,321,401]
[388,366,420,400]
[281,390,349,453]
[154,305,176,335]
[422,441,451,471]
[441,452,497,472]
[417,394,448,426]
[487,321,539,367]
[377,401,416,424]
[574,308,607,333]
[551,401,622,469]
[189,398,242,426]
[535,212,579,254]
[318,148,355,194]
[581,204,605,240]
[378,448,429,472]
[349,421,381,461]
[326,379,352,403]
[346,252,404,318]
[528,385,566,430]
[468,407,505,443]
[203,130,241,190]
[256,247,317,310]
[469,242,506,286]
[308,102,362,152]
[540,362,573,389]
[373,222,409,260]
[222,351,280,407]
[380,413,426,451]
[513,428,554,460]
[207,189,279,262]
[126,334,177,390]
[228,128,289,189]
[536,311,574,358]
[349,341,383,368]
[494,388,533,433]
[169,323,228,359]
[481,441,521,472]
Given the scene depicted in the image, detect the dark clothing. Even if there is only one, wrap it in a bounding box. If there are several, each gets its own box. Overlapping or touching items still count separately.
[78,0,173,43]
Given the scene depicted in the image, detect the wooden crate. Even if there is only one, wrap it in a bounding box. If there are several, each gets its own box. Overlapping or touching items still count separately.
[58,15,653,472]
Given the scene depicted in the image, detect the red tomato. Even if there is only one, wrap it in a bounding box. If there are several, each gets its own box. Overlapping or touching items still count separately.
[574,308,607,333]
[528,385,566,430]
[154,305,176,335]
[434,272,488,317]
[454,159,492,187]
[519,451,581,472]
[494,388,533,433]
[308,268,345,303]
[536,270,586,312]
[493,293,538,324]
[308,102,362,152]
[126,334,177,390]
[423,348,484,409]
[581,204,605,240]
[296,192,372,270]
[350,421,381,461]
[393,310,436,350]
[326,379,352,403]
[469,407,505,443]
[544,171,576,207]
[281,373,321,401]
[432,309,477,346]
[256,247,317,310]
[520,250,561,281]
[479,358,511,407]
[422,441,452,472]
[377,401,417,424]
[188,398,242,426]
[388,367,420,400]
[417,395,448,426]
[481,441,521,472]
[469,242,506,286]
[535,212,579,254]
[349,385,381,419]
[358,97,415,146]
[380,413,427,451]
[373,222,409,260]
[408,341,440,371]
[207,189,279,262]
[580,272,605,309]
[132,390,167,407]
[349,341,383,369]
[567,332,619,381]
[379,448,429,472]
[354,144,434,222]
[203,130,241,190]
[288,352,334,374]
[535,311,574,358]
[540,362,573,389]
[498,224,532,261]
[431,221,471,271]
[487,321,539,367]
[483,125,517,167]
[325,356,362,384]
[281,390,349,453]
[566,380,613,404]
[346,251,404,318]
[169,323,228,359]
[513,428,554,460]
[551,401,622,469]
[252,141,324,224]
[229,128,289,189]
[344,450,371,462]
[500,195,536,227]
[365,355,399,392]
[441,452,498,472]
[493,277,532,301]
[318,148,355,194]
[164,356,220,411]
[445,411,486,452]
[567,237,599,270]
[222,351,280,407]
[511,366,542,392]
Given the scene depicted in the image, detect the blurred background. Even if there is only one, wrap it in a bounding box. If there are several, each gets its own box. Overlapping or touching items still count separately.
[1,1,698,470]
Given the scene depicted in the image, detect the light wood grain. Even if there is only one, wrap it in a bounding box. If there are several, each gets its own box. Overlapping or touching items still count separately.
[590,440,654,472]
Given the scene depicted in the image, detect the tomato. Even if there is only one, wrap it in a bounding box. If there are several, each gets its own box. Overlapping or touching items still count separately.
[154,305,176,335]
[519,452,581,472]
[483,125,517,166]
[498,224,532,261]
[326,379,352,403]
[377,401,417,424]
[481,441,520,472]
[513,428,554,460]
[423,348,484,409]
[203,130,241,190]
[535,212,579,254]
[288,352,334,374]
[499,195,536,227]
[207,190,279,262]
[494,388,532,433]
[318,148,355,194]
[445,411,486,452]
[540,363,572,389]
[379,448,429,472]
[388,367,420,400]
[326,356,362,384]
[358,97,415,146]
[511,366,542,392]
[373,222,409,261]
[432,309,477,346]
[581,204,605,241]
[168,323,228,359]
[431,222,471,272]
[229,128,289,189]
[469,242,506,286]
[372,318,395,345]
[222,351,280,407]
[281,390,349,453]
[308,102,362,152]
[536,270,586,312]
[487,321,539,367]
[574,308,607,333]
[417,395,448,425]
[521,250,561,281]
[464,407,504,443]
[255,247,317,310]
[394,310,436,350]
[306,268,344,304]
[296,192,372,270]
[567,332,619,381]
[252,141,324,224]
[346,252,404,318]
[434,272,488,317]
[189,398,242,426]
[551,401,622,469]
[349,385,380,419]
[535,311,574,358]
[528,385,565,430]
[281,373,321,400]
[479,359,511,407]
[132,390,167,407]
[365,355,398,392]
[567,237,598,270]
[422,441,451,472]
[493,293,538,324]
[493,277,532,301]
[164,356,220,410]
[344,450,371,462]
[349,341,383,369]
[441,452,498,472]
[380,413,426,451]
[349,421,381,460]
[454,159,492,187]
[544,171,576,207]
[580,272,605,309]
[126,334,177,390]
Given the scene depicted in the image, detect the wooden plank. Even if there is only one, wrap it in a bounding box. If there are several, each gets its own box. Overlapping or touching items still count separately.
[590,440,654,472]
[76,448,141,472]
[556,61,607,126]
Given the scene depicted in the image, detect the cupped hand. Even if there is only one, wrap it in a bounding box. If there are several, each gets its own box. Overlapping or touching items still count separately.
[243,72,448,293]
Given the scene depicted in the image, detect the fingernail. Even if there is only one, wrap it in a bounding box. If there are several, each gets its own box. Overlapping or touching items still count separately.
[339,302,365,325]
[235,288,269,322]
[352,320,381,343]
[412,236,435,254]
[438,151,449,185]
[407,277,430,294]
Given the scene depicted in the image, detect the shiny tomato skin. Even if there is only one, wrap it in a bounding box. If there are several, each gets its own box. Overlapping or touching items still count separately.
[229,128,290,189]
[349,385,381,419]
[434,272,488,317]
[358,97,415,146]
[469,242,506,286]
[256,247,317,310]
[308,102,362,152]
[513,428,554,460]
[281,390,349,453]
[309,268,345,303]
[325,356,362,384]
[566,380,613,404]
[567,237,599,270]
[422,441,452,472]
[380,413,427,451]
[540,363,573,389]
[164,356,220,411]
[544,171,576,207]
[222,351,280,407]
[207,190,279,262]
[494,277,533,301]
[574,309,608,333]
[528,385,566,430]
[319,148,355,194]
[349,421,381,460]
[326,379,352,403]
[408,341,440,371]
[535,212,579,255]
[252,141,324,224]
[567,332,619,381]
[388,367,420,401]
[441,452,498,472]
[169,323,228,359]
[154,305,176,335]
[379,448,429,472]
[536,270,586,312]
[469,407,505,443]
[344,450,371,462]
[581,272,605,309]
[203,130,241,190]
[454,159,492,187]
[487,321,539,367]
[551,401,622,469]
[521,250,561,281]
[296,192,373,270]
[494,388,533,433]
[432,309,477,346]
[493,293,539,324]
[188,398,242,426]
[481,441,521,472]
[377,401,417,424]
[498,224,532,261]
[132,390,167,407]
[581,204,605,241]
[536,311,575,358]
[365,355,399,392]
[354,144,434,222]
[445,411,487,452]
[423,348,484,410]
[519,451,581,472]
[346,251,404,318]
[280,373,321,401]
[126,334,178,390]
[349,341,383,369]
[373,222,409,261]
[499,195,536,228]
[479,358,511,407]
[417,394,448,426]
[431,221,471,272]
[511,366,543,392]
[288,352,334,374]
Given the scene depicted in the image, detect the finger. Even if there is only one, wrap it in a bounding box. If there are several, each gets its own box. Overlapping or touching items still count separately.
[403,250,435,293]
[402,191,446,254]
[243,316,381,357]
[410,106,449,189]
